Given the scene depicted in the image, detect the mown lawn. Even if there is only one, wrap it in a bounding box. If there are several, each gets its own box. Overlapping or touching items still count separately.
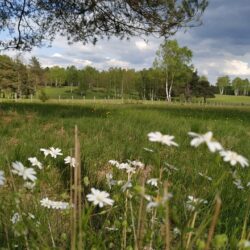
[208,94,250,105]
[0,101,250,248]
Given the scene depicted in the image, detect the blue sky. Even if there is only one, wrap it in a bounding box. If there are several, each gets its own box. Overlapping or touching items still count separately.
[2,0,250,84]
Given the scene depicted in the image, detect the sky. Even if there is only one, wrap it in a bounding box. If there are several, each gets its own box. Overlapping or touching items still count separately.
[2,0,250,84]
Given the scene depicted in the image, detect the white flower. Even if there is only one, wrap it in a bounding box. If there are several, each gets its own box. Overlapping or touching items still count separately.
[146,201,160,211]
[188,131,223,153]
[121,180,132,192]
[49,147,63,158]
[87,188,114,207]
[148,132,178,146]
[64,156,76,168]
[220,150,249,168]
[147,178,158,187]
[186,195,208,212]
[0,171,5,186]
[28,213,35,219]
[40,148,51,157]
[11,212,20,224]
[198,172,212,181]
[118,163,130,170]
[40,147,63,158]
[105,227,118,231]
[233,179,244,190]
[28,157,43,169]
[173,227,181,236]
[12,161,37,182]
[125,166,136,174]
[239,240,250,248]
[143,147,154,152]
[106,173,117,189]
[129,160,145,169]
[40,197,70,210]
[24,182,36,190]
[108,160,119,167]
[146,193,173,211]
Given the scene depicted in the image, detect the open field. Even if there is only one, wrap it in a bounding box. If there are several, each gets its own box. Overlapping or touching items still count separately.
[208,95,250,105]
[34,87,250,105]
[0,101,250,248]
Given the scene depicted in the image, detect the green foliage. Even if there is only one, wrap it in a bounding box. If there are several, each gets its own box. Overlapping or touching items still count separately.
[153,39,193,101]
[216,76,230,95]
[38,89,49,102]
[0,0,208,50]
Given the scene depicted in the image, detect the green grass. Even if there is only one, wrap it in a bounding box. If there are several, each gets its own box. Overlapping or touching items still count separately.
[208,94,250,105]
[0,101,250,248]
[37,86,136,100]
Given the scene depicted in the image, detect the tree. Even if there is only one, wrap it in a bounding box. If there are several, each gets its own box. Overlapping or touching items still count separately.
[29,56,44,90]
[47,66,66,87]
[193,78,215,102]
[0,55,18,97]
[232,77,243,96]
[242,78,250,96]
[216,76,230,95]
[0,0,207,51]
[153,40,193,102]
[183,69,199,101]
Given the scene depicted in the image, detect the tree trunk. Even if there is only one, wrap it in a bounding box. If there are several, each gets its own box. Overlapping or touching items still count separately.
[165,73,172,102]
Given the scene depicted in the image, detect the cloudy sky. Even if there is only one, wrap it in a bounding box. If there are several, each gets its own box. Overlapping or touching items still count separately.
[2,0,250,84]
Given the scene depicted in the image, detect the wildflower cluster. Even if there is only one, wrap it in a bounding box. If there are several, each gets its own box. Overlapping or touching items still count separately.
[40,198,71,210]
[0,129,249,249]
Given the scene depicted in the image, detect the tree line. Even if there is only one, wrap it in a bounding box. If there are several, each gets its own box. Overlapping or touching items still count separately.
[216,76,250,96]
[1,40,248,101]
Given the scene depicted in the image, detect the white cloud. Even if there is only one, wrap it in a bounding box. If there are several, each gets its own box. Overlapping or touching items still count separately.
[135,40,150,50]
[51,53,63,58]
[223,59,250,75]
[72,59,92,67]
[106,58,130,68]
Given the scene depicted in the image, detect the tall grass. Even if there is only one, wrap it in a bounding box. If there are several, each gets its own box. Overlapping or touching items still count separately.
[0,101,250,248]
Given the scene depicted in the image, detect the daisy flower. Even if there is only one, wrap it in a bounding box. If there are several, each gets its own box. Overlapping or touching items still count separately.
[40,148,51,157]
[28,157,43,169]
[64,156,76,168]
[121,180,132,192]
[108,160,119,167]
[186,195,207,212]
[233,179,244,190]
[188,131,223,153]
[143,147,154,152]
[49,147,63,158]
[12,161,37,182]
[220,150,249,168]
[0,171,5,186]
[198,172,212,181]
[146,193,173,211]
[40,147,63,158]
[87,188,114,207]
[147,178,158,187]
[106,173,117,189]
[128,160,145,169]
[40,197,70,210]
[24,181,36,190]
[11,212,20,224]
[148,132,178,146]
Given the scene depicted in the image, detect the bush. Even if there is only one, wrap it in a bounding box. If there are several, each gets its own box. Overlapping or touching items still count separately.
[39,89,49,102]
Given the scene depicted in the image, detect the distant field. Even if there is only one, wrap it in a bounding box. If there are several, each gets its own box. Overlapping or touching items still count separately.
[208,94,250,104]
[36,86,134,100]
[36,87,250,106]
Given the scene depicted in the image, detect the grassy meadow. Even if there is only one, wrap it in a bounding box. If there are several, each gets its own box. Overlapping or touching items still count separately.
[0,100,250,249]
